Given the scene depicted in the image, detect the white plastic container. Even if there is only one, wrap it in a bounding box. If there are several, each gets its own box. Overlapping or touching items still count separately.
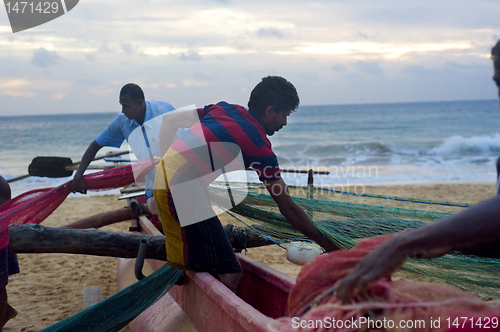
[286,241,321,266]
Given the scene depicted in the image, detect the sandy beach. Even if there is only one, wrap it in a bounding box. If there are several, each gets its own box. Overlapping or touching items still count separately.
[3,182,497,331]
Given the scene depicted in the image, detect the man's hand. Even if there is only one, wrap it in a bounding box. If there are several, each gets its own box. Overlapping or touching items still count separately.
[265,178,340,252]
[321,240,340,253]
[71,176,87,194]
[335,236,407,303]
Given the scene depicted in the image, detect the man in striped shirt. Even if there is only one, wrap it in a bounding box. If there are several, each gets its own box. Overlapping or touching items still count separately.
[154,76,338,292]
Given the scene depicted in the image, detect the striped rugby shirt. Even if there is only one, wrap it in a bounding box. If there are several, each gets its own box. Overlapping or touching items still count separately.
[169,101,281,184]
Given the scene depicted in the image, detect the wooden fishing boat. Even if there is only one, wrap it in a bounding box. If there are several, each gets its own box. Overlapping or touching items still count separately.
[117,214,296,332]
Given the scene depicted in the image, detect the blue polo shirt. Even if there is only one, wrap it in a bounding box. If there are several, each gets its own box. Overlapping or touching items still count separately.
[96,100,177,199]
[96,100,176,150]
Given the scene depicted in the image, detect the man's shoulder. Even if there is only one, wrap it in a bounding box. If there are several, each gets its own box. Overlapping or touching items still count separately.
[204,102,246,114]
[148,100,175,115]
[109,112,130,126]
[217,101,245,109]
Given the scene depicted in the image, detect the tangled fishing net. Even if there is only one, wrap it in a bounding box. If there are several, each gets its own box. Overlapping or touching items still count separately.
[210,187,500,301]
[0,159,157,250]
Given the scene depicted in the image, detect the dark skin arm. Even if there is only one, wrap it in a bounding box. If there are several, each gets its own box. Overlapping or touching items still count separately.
[454,240,500,258]
[335,195,500,303]
[70,140,103,194]
[265,178,339,252]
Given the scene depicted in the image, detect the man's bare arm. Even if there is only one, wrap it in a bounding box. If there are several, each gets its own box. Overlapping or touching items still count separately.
[70,140,102,194]
[265,178,339,252]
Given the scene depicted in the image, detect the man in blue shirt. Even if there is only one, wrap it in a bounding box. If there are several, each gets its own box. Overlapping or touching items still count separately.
[71,83,176,202]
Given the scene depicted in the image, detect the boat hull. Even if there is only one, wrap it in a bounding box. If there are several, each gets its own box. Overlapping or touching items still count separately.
[118,216,295,332]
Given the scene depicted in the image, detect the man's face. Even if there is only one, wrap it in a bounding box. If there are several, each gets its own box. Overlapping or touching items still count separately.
[119,94,143,120]
[263,107,291,136]
[494,56,500,100]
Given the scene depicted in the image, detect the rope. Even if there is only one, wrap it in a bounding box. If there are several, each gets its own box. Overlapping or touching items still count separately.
[212,182,472,207]
[316,187,472,207]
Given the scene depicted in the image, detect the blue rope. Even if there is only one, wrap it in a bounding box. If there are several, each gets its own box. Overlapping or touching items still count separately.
[312,187,471,207]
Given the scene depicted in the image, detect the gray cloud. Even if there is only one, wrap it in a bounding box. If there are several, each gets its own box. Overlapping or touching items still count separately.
[357,31,370,39]
[331,64,346,71]
[356,61,384,76]
[257,28,283,39]
[121,43,136,54]
[402,65,435,77]
[357,6,432,25]
[444,61,471,70]
[31,48,62,67]
[350,0,500,29]
[179,51,202,61]
[77,79,101,86]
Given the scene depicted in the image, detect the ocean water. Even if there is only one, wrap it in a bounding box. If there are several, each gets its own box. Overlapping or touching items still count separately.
[0,112,120,197]
[271,99,500,188]
[1,99,500,197]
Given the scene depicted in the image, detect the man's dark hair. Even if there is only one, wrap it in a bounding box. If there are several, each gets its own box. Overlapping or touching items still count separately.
[492,39,500,57]
[248,76,299,115]
[120,83,145,101]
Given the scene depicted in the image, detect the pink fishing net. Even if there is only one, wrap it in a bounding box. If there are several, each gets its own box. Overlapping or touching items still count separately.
[0,159,158,250]
[270,233,500,332]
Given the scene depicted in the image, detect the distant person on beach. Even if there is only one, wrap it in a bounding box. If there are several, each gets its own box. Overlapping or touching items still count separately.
[0,176,19,330]
[70,83,182,212]
[153,76,339,293]
[336,39,500,303]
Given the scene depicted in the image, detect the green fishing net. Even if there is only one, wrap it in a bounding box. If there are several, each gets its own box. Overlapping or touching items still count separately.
[213,186,500,301]
[41,264,182,332]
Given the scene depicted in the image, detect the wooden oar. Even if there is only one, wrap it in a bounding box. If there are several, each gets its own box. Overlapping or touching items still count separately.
[27,157,114,178]
[6,174,31,183]
[28,156,76,178]
[63,206,143,229]
[7,150,129,182]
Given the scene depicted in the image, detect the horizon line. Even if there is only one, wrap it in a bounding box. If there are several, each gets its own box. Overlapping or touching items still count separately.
[0,97,498,117]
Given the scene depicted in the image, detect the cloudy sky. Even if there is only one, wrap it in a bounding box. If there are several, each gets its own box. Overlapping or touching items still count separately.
[0,0,499,116]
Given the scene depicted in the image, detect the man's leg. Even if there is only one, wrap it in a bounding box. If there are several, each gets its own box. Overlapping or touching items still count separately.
[0,286,16,330]
[218,272,243,293]
[0,286,7,329]
[155,152,243,285]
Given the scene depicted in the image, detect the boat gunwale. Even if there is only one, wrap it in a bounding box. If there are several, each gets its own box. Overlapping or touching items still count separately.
[131,215,295,332]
